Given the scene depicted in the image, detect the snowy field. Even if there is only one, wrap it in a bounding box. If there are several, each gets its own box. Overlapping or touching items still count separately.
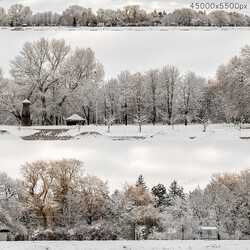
[1,123,250,139]
[0,240,249,250]
[0,124,250,192]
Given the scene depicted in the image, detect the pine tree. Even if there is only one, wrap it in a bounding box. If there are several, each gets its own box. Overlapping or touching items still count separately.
[151,183,171,208]
[136,174,147,190]
[168,180,185,200]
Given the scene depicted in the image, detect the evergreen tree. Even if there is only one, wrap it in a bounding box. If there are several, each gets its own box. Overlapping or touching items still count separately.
[151,183,171,208]
[168,180,185,200]
[136,174,147,190]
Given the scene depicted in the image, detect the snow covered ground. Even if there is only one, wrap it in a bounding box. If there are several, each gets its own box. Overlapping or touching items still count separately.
[1,123,250,142]
[0,240,249,250]
[3,26,250,32]
[0,124,249,193]
[1,123,250,140]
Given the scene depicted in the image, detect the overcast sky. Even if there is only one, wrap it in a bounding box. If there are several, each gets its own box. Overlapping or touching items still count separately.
[1,136,250,193]
[0,0,249,14]
[1,29,250,80]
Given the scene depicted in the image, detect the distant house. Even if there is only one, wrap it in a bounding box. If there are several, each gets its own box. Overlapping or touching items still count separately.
[199,227,218,240]
[66,114,85,126]
[0,229,9,241]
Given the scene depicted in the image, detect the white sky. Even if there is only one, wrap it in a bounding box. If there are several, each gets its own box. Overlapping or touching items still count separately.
[0,0,249,14]
[1,134,250,193]
[1,29,250,80]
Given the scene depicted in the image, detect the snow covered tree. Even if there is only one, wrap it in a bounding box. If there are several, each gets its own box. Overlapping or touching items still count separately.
[106,190,138,240]
[168,180,185,200]
[8,4,32,26]
[80,175,109,225]
[209,10,230,26]
[8,38,103,125]
[123,181,160,239]
[10,38,71,125]
[62,47,104,125]
[170,8,196,26]
[228,12,248,26]
[49,159,83,228]
[178,71,206,125]
[165,196,192,240]
[131,72,147,132]
[102,78,119,122]
[205,170,250,239]
[136,175,147,190]
[97,8,125,26]
[189,187,210,227]
[30,11,60,26]
[0,7,7,26]
[21,159,84,230]
[159,66,180,125]
[0,75,23,124]
[21,160,58,229]
[117,71,133,125]
[124,5,140,24]
[216,46,250,123]
[145,69,160,125]
[0,173,27,236]
[191,11,209,26]
[61,5,86,26]
[151,183,170,208]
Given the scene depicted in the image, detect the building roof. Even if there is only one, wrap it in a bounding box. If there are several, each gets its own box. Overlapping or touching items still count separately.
[0,229,10,232]
[66,114,85,121]
[22,99,31,104]
[200,227,217,230]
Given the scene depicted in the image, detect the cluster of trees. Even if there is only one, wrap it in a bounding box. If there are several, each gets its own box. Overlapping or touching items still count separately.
[0,159,249,240]
[1,38,250,127]
[0,38,104,125]
[216,45,250,123]
[0,4,250,27]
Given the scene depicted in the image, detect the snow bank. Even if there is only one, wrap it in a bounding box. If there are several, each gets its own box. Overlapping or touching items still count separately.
[73,131,105,140]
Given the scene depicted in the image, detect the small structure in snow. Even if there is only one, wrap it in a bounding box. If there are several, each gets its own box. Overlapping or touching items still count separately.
[21,99,31,126]
[66,114,85,126]
[0,229,9,241]
[199,227,218,240]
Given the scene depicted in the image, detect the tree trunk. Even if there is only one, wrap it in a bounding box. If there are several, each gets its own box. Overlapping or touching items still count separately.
[184,110,188,125]
[125,102,128,126]
[181,225,185,240]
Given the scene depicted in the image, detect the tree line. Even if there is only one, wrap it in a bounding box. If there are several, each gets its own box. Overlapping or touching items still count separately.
[0,4,250,27]
[0,38,249,127]
[0,159,249,240]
